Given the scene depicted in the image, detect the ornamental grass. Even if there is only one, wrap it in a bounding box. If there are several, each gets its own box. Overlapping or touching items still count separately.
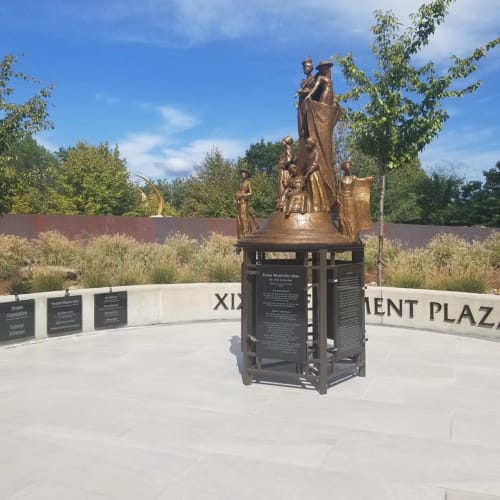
[0,230,497,294]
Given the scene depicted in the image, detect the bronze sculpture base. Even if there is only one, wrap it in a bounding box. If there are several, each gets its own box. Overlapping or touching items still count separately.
[238,212,354,248]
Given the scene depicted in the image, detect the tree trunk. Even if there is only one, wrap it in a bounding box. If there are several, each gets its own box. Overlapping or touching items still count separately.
[377,165,386,286]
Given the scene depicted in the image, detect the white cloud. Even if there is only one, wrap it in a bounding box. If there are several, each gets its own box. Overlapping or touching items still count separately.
[117,104,246,178]
[165,0,497,61]
[11,0,498,61]
[119,134,247,178]
[161,138,247,174]
[158,105,200,132]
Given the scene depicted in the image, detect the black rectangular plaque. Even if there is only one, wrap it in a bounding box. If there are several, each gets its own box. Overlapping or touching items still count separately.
[256,265,307,362]
[0,299,35,342]
[333,263,364,359]
[94,291,127,330]
[47,295,82,336]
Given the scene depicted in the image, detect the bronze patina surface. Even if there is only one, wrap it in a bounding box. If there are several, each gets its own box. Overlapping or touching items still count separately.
[241,212,352,248]
[235,167,256,239]
[238,57,372,248]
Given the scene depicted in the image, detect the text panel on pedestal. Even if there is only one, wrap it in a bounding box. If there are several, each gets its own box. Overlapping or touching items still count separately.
[256,265,307,362]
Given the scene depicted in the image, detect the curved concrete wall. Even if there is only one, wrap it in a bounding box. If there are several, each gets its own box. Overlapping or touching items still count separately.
[0,284,499,342]
[364,286,500,339]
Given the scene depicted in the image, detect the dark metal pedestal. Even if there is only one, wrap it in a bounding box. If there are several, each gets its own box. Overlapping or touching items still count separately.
[240,243,366,394]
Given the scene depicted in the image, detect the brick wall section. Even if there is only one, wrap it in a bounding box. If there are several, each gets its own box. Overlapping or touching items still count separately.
[0,213,497,247]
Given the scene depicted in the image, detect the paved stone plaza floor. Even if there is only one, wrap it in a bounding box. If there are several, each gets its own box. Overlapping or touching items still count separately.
[1,321,500,500]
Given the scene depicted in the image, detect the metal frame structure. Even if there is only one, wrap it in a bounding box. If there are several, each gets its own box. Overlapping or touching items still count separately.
[241,243,366,394]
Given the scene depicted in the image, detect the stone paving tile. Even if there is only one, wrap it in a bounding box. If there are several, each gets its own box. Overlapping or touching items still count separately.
[1,322,500,500]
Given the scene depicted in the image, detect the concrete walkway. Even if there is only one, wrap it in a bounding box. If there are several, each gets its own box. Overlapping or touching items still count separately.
[1,322,500,500]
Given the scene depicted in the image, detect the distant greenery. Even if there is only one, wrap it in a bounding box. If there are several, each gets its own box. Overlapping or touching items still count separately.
[0,54,54,214]
[0,231,498,295]
[1,51,498,228]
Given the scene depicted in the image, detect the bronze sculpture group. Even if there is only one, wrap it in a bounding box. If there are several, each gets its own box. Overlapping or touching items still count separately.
[236,57,373,242]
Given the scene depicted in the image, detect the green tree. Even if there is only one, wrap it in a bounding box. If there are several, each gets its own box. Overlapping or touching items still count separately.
[455,179,483,225]
[242,138,298,216]
[4,136,72,214]
[334,0,499,283]
[155,177,188,212]
[349,148,426,223]
[476,162,500,227]
[176,149,274,218]
[180,149,240,217]
[415,170,463,225]
[0,54,54,213]
[58,141,137,215]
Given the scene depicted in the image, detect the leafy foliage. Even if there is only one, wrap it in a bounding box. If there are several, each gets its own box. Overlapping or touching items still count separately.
[334,1,499,282]
[179,149,240,217]
[336,2,499,168]
[4,136,71,214]
[0,54,54,213]
[58,141,136,215]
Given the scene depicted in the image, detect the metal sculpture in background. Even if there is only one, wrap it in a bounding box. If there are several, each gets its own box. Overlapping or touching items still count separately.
[134,174,165,217]
[337,161,374,241]
[235,167,256,239]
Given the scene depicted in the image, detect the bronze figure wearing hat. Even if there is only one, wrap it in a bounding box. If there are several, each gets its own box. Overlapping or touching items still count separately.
[235,167,255,239]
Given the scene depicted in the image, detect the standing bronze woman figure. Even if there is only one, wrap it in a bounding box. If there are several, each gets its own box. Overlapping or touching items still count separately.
[276,136,294,211]
[337,161,374,241]
[296,57,315,140]
[235,168,254,239]
[304,137,330,212]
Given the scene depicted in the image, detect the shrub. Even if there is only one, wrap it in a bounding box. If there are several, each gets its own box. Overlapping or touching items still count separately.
[205,254,241,282]
[149,264,179,284]
[385,250,426,289]
[192,234,241,282]
[425,269,489,294]
[426,233,468,269]
[80,234,149,288]
[163,232,199,265]
[8,273,32,295]
[484,232,500,269]
[426,244,491,293]
[176,265,203,283]
[0,235,33,279]
[363,235,402,273]
[30,266,67,293]
[33,231,82,267]
[146,242,180,284]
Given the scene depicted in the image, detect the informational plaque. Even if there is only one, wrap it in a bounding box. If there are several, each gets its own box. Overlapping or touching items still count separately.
[94,291,127,330]
[47,295,82,336]
[256,265,307,362]
[0,299,35,342]
[333,264,364,360]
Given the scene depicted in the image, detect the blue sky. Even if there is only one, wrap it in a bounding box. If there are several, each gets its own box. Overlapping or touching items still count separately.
[1,0,499,182]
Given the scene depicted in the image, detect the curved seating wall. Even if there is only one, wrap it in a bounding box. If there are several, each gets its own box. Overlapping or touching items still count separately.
[0,284,498,342]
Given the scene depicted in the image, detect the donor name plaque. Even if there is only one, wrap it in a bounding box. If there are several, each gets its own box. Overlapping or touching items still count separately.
[256,265,307,362]
[0,299,35,342]
[94,291,128,330]
[47,296,82,336]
